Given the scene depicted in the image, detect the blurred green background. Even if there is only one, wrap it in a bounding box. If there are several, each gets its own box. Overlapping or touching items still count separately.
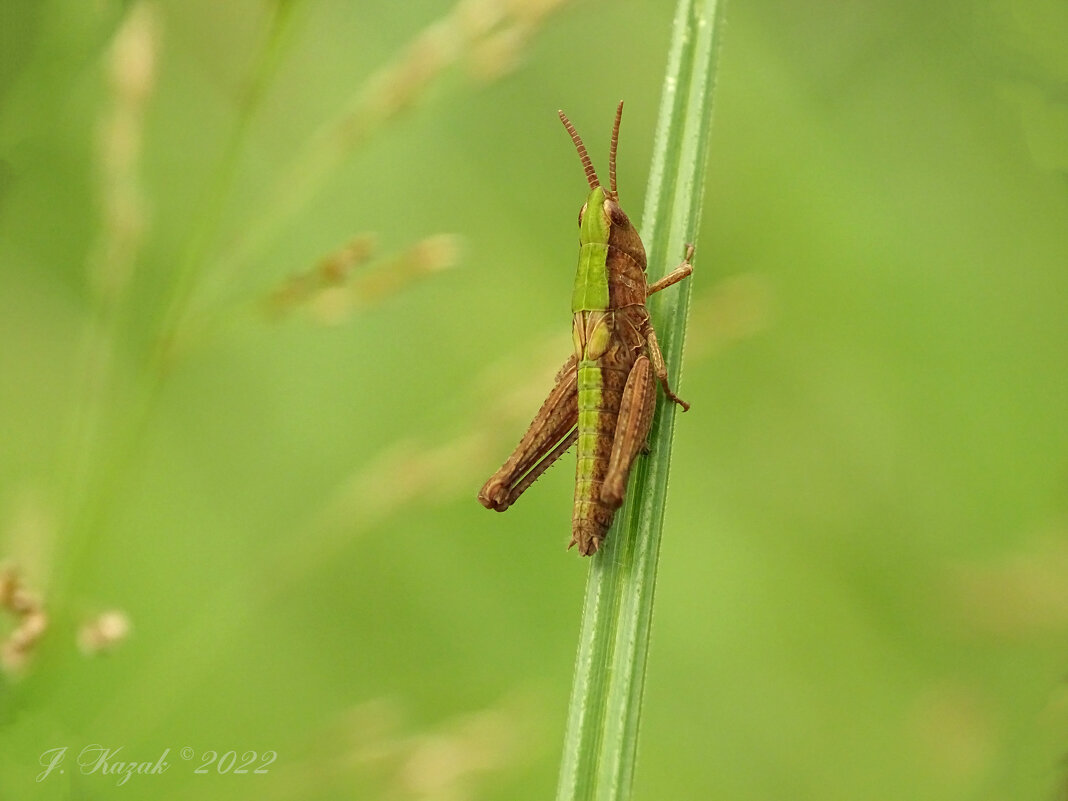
[1,0,1067,799]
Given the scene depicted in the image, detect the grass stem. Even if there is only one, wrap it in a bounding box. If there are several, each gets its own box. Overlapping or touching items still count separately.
[555,1,726,798]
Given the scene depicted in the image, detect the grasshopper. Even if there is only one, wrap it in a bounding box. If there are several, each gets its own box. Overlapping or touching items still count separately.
[478,102,693,556]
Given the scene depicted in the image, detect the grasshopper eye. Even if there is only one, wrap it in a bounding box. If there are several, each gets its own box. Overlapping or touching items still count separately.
[606,200,628,228]
[578,203,587,227]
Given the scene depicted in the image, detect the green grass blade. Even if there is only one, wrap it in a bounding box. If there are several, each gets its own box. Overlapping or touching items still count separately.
[555,1,726,799]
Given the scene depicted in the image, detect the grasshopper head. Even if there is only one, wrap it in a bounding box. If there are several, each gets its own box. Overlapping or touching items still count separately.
[562,102,647,268]
[576,188,645,264]
[601,194,646,267]
[577,186,610,246]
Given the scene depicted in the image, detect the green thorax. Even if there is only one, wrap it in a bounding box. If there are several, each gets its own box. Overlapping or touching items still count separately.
[572,186,610,313]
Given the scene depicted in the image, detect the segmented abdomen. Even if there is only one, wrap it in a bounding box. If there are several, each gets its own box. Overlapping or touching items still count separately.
[571,360,626,555]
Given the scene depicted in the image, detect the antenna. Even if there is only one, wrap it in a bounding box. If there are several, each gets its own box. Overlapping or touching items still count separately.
[608,101,623,199]
[558,110,600,191]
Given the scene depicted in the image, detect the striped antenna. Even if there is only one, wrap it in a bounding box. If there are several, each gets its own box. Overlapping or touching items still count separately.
[558,110,600,191]
[608,101,623,199]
